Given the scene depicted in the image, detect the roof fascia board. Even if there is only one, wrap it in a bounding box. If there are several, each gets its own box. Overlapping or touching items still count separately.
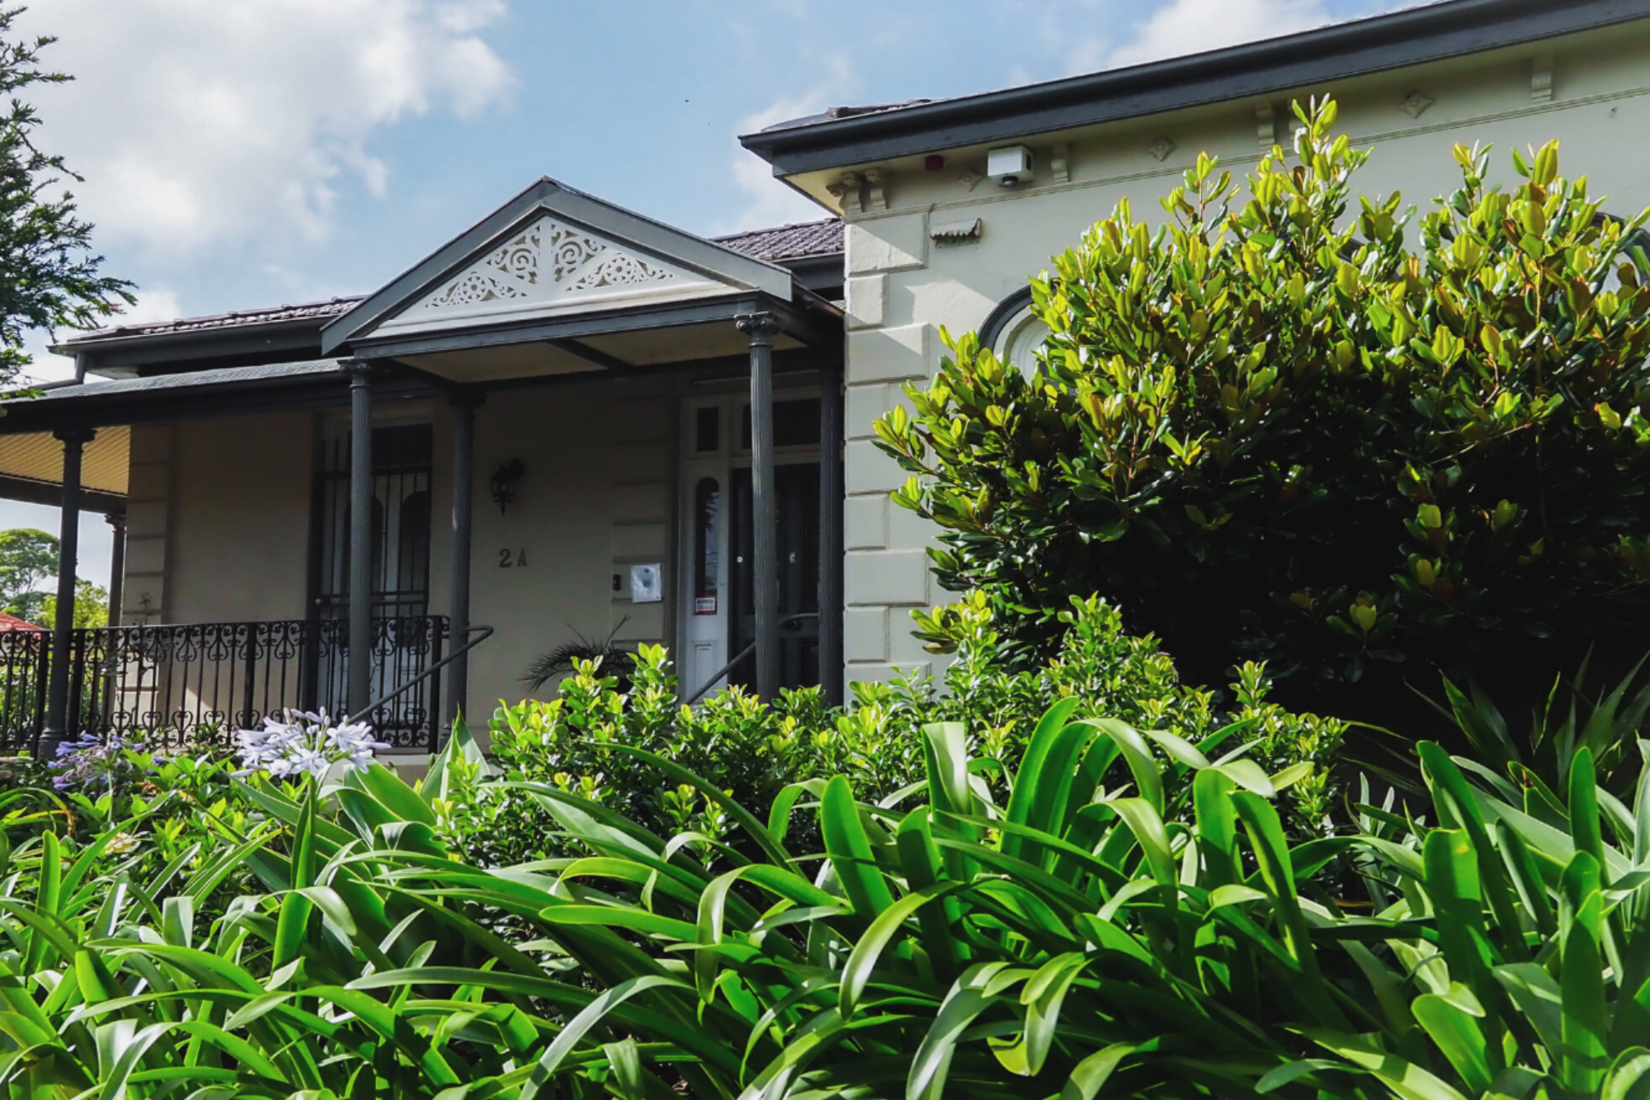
[356,293,836,360]
[742,0,1650,174]
[781,252,845,293]
[71,324,325,373]
[0,374,437,436]
[347,291,846,360]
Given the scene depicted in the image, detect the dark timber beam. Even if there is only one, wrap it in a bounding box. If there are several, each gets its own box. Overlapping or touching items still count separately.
[545,338,634,375]
[0,474,124,513]
[738,312,782,700]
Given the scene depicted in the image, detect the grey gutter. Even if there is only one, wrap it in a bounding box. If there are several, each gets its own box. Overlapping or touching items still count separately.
[740,0,1650,175]
[0,360,435,435]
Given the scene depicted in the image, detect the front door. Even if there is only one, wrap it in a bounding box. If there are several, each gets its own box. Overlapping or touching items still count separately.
[679,392,821,697]
[729,463,820,692]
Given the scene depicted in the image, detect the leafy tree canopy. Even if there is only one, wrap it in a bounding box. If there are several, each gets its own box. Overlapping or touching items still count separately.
[0,525,56,621]
[0,5,133,380]
[40,574,104,629]
[877,97,1650,721]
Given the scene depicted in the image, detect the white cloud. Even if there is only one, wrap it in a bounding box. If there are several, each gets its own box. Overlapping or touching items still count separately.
[1101,0,1351,70]
[19,0,513,256]
[721,90,845,235]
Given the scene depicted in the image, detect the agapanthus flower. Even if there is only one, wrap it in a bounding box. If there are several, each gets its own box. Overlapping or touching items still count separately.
[234,710,390,780]
[49,732,146,792]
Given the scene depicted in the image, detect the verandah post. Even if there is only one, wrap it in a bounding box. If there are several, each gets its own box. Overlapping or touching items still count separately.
[342,359,375,720]
[446,387,482,730]
[42,426,95,757]
[738,311,782,700]
[818,361,844,708]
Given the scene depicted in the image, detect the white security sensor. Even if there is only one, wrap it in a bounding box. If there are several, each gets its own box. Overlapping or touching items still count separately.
[986,146,1034,188]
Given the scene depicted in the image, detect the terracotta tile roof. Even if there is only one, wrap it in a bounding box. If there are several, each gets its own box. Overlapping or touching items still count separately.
[72,297,364,343]
[0,612,45,632]
[67,218,842,345]
[714,218,843,261]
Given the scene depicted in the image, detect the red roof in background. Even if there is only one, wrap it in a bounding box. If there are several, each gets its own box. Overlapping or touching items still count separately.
[0,612,45,632]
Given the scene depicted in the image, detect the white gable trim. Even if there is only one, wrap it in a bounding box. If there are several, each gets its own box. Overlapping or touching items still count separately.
[373,212,739,338]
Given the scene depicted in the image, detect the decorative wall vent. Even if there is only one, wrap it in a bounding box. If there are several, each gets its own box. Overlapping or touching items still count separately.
[930,217,982,245]
[1147,137,1177,162]
[1399,91,1434,119]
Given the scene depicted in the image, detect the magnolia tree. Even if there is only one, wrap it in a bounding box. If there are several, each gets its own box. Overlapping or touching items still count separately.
[876,97,1650,718]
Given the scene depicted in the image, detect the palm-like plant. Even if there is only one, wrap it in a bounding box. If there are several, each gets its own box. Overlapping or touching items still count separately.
[2,705,1649,1099]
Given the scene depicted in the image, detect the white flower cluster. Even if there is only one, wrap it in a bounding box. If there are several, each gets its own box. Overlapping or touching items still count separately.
[235,710,389,781]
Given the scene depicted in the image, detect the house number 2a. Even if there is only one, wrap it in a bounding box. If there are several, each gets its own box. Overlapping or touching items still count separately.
[499,548,528,568]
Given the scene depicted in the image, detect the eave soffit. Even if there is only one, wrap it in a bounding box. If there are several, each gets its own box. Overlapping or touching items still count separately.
[322,177,795,355]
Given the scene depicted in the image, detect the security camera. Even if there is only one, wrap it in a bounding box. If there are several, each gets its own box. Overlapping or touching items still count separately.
[987,145,1033,188]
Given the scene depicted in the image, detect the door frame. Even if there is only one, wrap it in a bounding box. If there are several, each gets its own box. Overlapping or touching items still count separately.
[676,386,821,698]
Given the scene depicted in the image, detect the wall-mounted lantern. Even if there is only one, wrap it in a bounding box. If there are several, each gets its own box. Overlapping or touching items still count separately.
[490,458,525,514]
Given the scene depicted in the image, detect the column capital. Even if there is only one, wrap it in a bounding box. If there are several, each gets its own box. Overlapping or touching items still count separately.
[105,511,126,529]
[447,386,487,412]
[736,311,782,343]
[53,426,95,446]
[338,357,375,380]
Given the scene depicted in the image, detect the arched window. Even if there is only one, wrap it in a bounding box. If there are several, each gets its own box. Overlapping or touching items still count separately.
[978,285,1051,372]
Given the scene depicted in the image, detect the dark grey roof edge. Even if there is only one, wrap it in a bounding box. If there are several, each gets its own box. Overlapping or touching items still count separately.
[740,0,1650,175]
[2,359,342,405]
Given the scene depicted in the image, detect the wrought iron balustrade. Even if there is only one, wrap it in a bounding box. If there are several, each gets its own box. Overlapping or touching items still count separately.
[0,616,447,753]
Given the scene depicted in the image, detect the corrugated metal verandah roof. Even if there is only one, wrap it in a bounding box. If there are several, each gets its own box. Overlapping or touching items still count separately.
[68,219,843,344]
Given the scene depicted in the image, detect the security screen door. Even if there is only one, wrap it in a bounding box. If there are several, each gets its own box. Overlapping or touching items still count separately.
[312,423,434,620]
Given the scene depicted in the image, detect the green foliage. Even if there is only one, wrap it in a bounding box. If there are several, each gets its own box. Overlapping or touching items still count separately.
[1401,651,1650,797]
[448,596,1342,868]
[38,576,107,629]
[6,701,1643,1097]
[0,527,57,623]
[876,96,1650,709]
[0,9,133,378]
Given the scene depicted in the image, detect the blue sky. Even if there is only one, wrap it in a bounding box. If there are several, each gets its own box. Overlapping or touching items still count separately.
[8,0,1402,584]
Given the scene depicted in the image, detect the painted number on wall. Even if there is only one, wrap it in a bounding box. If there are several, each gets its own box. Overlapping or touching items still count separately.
[499,548,528,568]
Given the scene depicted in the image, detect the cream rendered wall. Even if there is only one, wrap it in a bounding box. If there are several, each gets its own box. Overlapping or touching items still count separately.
[120,374,683,735]
[837,22,1650,684]
[166,411,314,624]
[461,373,677,722]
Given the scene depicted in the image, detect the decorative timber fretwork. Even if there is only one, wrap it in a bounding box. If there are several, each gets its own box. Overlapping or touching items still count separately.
[421,216,678,313]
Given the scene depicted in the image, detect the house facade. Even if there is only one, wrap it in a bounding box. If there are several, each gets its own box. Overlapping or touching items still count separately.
[0,0,1646,754]
[741,0,1650,686]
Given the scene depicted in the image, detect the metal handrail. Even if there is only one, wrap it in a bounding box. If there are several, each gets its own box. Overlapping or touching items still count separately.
[348,623,495,726]
[681,613,818,705]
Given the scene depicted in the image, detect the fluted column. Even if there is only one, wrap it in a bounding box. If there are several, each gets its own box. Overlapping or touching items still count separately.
[737,312,782,700]
[42,426,95,755]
